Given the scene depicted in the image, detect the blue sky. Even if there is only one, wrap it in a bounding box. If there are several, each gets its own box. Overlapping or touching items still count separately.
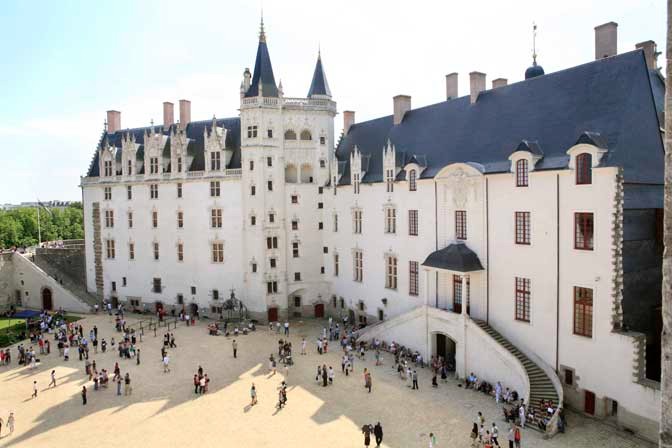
[0,0,664,204]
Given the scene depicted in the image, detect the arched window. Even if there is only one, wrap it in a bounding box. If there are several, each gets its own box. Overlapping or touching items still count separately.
[408,169,417,191]
[284,130,296,140]
[300,130,312,141]
[285,164,298,183]
[576,153,592,185]
[300,164,314,183]
[516,159,529,187]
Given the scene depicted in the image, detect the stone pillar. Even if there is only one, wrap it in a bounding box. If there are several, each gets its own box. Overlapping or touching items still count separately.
[461,274,468,316]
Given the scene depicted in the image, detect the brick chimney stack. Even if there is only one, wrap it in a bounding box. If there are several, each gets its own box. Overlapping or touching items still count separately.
[343,110,356,135]
[492,78,508,89]
[106,110,121,133]
[163,102,174,129]
[445,73,458,100]
[179,99,191,129]
[469,72,486,104]
[595,22,618,59]
[393,95,411,126]
[636,40,659,70]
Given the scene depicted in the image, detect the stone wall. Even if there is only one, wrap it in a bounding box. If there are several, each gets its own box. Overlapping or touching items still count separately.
[0,253,16,308]
[34,247,86,286]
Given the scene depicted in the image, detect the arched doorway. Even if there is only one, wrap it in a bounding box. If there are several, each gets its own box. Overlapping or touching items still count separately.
[41,288,53,311]
[432,332,457,371]
[267,307,278,323]
[155,301,164,313]
[189,303,199,318]
[314,303,324,318]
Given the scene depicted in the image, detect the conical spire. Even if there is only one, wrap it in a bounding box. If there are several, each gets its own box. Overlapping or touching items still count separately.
[245,13,278,98]
[307,50,331,98]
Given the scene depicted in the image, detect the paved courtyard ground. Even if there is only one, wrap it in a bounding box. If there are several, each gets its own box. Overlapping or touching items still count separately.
[0,314,653,447]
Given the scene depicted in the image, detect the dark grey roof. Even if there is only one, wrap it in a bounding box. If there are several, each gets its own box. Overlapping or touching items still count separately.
[86,118,241,177]
[422,243,484,272]
[244,34,278,98]
[514,140,543,156]
[336,50,664,185]
[525,62,545,79]
[307,53,331,97]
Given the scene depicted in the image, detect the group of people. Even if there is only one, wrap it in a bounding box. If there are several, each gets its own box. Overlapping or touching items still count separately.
[193,365,210,394]
[361,422,384,447]
[207,320,256,337]
[315,364,335,386]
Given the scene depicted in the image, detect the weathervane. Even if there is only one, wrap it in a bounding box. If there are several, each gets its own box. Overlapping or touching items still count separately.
[532,22,538,65]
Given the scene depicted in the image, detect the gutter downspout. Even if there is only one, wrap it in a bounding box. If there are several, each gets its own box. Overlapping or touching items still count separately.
[434,181,439,308]
[555,174,560,372]
[486,177,490,324]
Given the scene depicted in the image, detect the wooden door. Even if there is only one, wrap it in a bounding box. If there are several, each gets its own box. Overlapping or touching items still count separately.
[314,303,324,318]
[584,390,595,415]
[41,288,53,311]
[267,307,278,323]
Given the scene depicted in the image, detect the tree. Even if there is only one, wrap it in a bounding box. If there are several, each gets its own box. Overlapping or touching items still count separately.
[0,205,83,249]
[662,1,672,446]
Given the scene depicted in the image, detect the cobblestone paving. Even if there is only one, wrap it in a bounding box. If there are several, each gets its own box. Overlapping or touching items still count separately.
[0,315,653,447]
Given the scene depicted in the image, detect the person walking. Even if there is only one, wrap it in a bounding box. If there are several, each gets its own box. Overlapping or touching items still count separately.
[163,354,170,373]
[513,424,521,448]
[48,370,56,388]
[232,339,238,358]
[322,364,328,387]
[328,366,335,385]
[7,412,14,435]
[373,422,383,447]
[284,321,289,336]
[470,423,479,446]
[124,373,132,396]
[250,383,257,406]
[364,368,372,393]
[32,381,38,399]
[301,338,307,355]
[116,376,122,396]
[495,381,502,403]
[428,432,437,448]
[136,348,141,365]
[82,386,87,405]
[362,424,372,447]
[412,370,419,390]
[492,422,500,447]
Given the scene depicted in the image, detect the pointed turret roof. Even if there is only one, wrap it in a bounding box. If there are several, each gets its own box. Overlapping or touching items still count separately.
[245,16,278,98]
[307,51,331,98]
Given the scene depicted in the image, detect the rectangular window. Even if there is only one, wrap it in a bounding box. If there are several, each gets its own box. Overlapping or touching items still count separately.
[266,281,278,294]
[106,240,115,259]
[105,210,114,228]
[515,277,531,322]
[150,157,159,174]
[212,243,224,263]
[191,286,196,295]
[320,136,326,145]
[150,184,158,199]
[122,277,127,287]
[267,129,273,138]
[251,263,257,273]
[318,222,323,230]
[573,287,593,337]
[385,208,396,233]
[292,242,300,258]
[385,256,398,289]
[408,210,418,236]
[177,294,184,305]
[334,253,340,276]
[127,185,132,200]
[291,195,298,204]
[152,211,158,228]
[294,272,301,281]
[516,159,529,187]
[128,243,135,260]
[210,181,221,197]
[152,278,162,293]
[318,202,324,209]
[409,261,419,296]
[269,213,275,223]
[515,212,531,245]
[212,289,219,301]
[267,156,272,167]
[104,187,112,200]
[320,159,326,168]
[177,183,182,198]
[104,160,113,177]
[247,125,258,138]
[153,242,160,261]
[210,151,221,171]
[353,173,360,195]
[333,213,338,232]
[576,153,593,185]
[575,213,594,250]
[111,281,116,292]
[177,157,182,173]
[353,210,362,234]
[266,236,278,249]
[455,210,467,240]
[177,243,184,262]
[127,160,133,176]
[127,212,133,228]
[386,168,394,193]
[250,185,256,196]
[249,160,254,171]
[177,211,184,228]
[267,181,273,191]
[211,209,223,228]
[353,250,363,282]
[270,258,277,268]
[250,215,256,226]
[564,369,574,386]
[291,220,298,231]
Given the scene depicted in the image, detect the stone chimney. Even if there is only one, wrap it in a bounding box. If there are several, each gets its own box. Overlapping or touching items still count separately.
[595,22,618,59]
[343,110,356,135]
[636,40,659,70]
[469,72,486,104]
[106,110,121,133]
[492,78,508,89]
[393,95,411,126]
[163,102,174,128]
[179,99,191,128]
[445,73,458,100]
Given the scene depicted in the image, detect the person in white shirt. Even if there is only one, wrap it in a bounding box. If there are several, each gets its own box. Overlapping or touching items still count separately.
[301,338,307,355]
[163,355,170,373]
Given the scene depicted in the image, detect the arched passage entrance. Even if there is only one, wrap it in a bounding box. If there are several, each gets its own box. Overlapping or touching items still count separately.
[432,332,457,371]
[41,287,53,311]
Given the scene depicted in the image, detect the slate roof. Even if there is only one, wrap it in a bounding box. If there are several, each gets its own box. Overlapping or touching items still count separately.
[86,118,241,177]
[422,243,484,272]
[336,50,664,185]
[307,53,331,97]
[244,32,278,98]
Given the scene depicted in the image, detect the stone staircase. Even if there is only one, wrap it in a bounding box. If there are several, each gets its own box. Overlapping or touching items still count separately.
[473,319,559,412]
[27,254,99,310]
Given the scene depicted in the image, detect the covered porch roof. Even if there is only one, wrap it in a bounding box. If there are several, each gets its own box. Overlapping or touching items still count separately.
[421,243,484,272]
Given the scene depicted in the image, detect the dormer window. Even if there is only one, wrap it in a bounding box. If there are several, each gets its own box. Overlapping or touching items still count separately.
[576,153,592,185]
[127,160,132,176]
[353,173,360,194]
[516,159,529,187]
[150,157,159,174]
[284,130,296,140]
[300,130,312,141]
[104,160,113,177]
[210,152,221,171]
[409,170,417,191]
[385,169,394,193]
[177,157,182,173]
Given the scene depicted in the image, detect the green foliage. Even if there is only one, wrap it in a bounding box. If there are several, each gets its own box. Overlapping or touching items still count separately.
[0,205,84,249]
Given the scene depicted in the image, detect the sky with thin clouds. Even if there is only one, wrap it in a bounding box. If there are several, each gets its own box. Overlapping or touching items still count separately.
[0,0,665,204]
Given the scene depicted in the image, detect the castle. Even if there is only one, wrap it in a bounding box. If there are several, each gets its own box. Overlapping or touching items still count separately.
[80,19,664,441]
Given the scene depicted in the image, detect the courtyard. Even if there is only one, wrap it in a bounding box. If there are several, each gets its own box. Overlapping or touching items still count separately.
[0,314,653,447]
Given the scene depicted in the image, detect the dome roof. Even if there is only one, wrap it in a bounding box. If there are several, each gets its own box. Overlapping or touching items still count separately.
[525,62,545,79]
